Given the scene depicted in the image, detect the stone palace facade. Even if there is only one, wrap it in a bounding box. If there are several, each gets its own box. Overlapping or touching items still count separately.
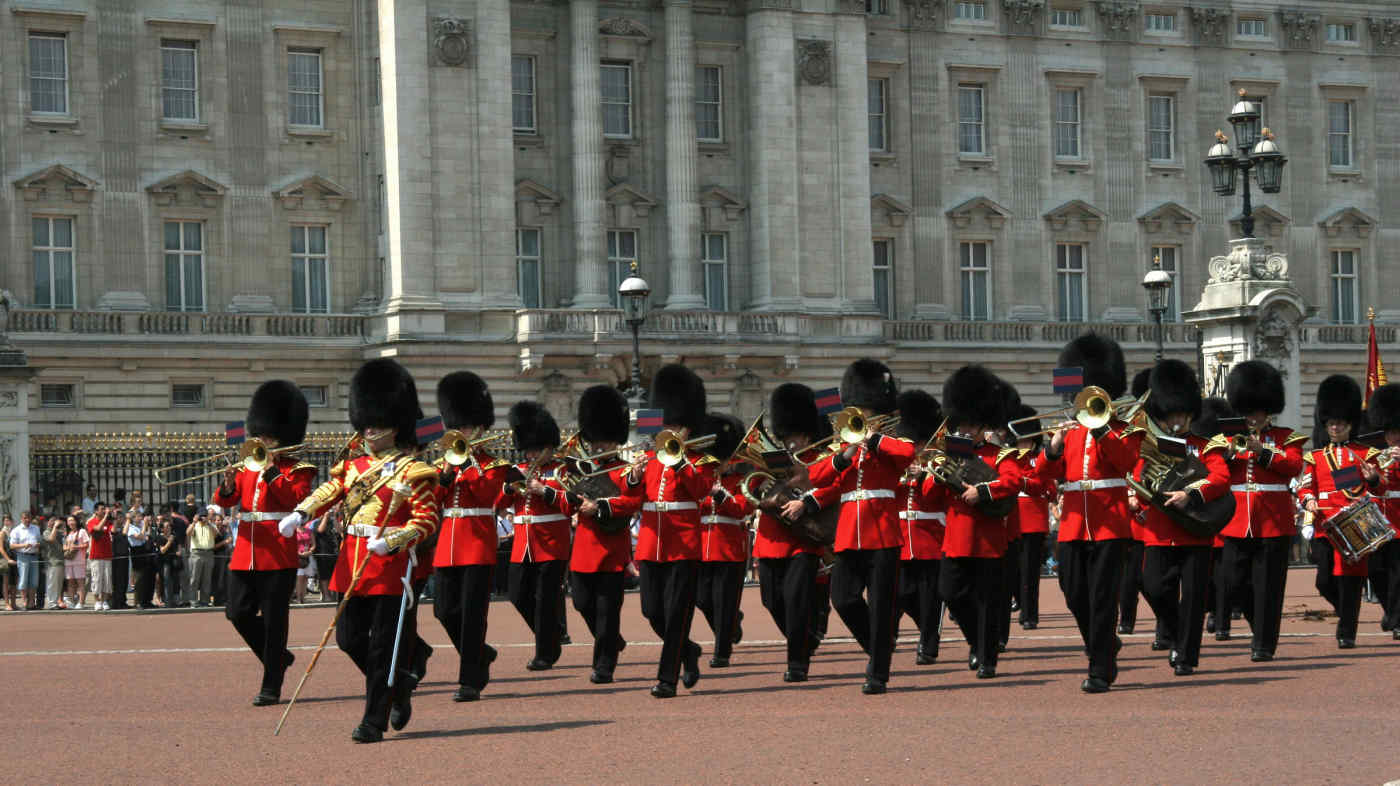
[4,0,1400,437]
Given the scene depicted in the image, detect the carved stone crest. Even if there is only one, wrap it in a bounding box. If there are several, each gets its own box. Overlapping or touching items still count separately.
[1207,239,1289,284]
[1001,0,1044,34]
[904,0,945,29]
[796,40,832,86]
[1094,1,1138,37]
[1279,11,1319,47]
[1253,309,1295,363]
[432,17,472,67]
[599,17,653,39]
[1367,17,1400,49]
[1190,7,1230,44]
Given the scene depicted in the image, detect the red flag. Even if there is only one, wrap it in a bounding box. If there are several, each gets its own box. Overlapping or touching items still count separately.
[1365,310,1387,406]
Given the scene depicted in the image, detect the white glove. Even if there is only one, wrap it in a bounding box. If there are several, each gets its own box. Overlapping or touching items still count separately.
[278,511,305,539]
[1301,524,1315,541]
[367,536,390,556]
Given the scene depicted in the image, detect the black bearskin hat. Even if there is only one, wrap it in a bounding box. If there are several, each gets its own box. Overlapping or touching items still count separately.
[1058,333,1127,399]
[349,358,421,449]
[895,390,942,444]
[1131,367,1152,400]
[1012,404,1043,448]
[650,364,706,433]
[436,371,494,431]
[997,377,1022,426]
[509,401,560,452]
[942,365,1005,430]
[702,412,744,462]
[841,358,898,415]
[1192,397,1235,440]
[769,383,829,442]
[1367,384,1400,433]
[578,385,630,445]
[1226,360,1285,416]
[246,380,309,447]
[1315,374,1362,432]
[1145,359,1202,423]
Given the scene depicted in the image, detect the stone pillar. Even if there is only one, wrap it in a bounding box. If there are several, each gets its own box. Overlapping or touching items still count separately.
[0,338,35,518]
[1184,237,1315,430]
[833,5,875,311]
[744,2,800,310]
[569,0,611,309]
[662,0,705,310]
[475,0,521,307]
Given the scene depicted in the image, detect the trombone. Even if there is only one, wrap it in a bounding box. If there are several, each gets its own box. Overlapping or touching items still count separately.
[437,429,509,467]
[791,407,901,466]
[569,442,643,477]
[654,428,717,468]
[1006,387,1143,440]
[153,438,304,485]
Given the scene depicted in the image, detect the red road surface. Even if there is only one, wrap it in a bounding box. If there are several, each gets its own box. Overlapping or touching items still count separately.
[4,568,1397,783]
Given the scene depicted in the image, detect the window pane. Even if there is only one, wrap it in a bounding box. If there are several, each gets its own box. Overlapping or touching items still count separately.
[705,263,727,311]
[309,258,327,312]
[873,269,889,318]
[707,234,726,260]
[184,256,203,310]
[165,255,182,308]
[184,222,202,250]
[603,104,630,136]
[698,67,720,102]
[620,231,635,258]
[512,56,534,93]
[520,229,540,257]
[308,226,326,254]
[600,67,629,101]
[292,258,307,312]
[519,259,541,308]
[54,218,72,248]
[607,231,617,258]
[974,242,987,267]
[54,251,74,307]
[164,222,181,250]
[32,217,49,247]
[33,251,51,308]
[514,94,535,131]
[1329,101,1349,133]
[291,225,306,254]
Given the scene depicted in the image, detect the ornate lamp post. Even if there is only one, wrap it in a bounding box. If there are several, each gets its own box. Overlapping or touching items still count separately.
[618,262,651,407]
[1203,90,1288,238]
[1142,255,1172,362]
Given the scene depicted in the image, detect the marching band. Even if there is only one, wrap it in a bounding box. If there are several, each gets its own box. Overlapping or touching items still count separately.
[199,333,1399,742]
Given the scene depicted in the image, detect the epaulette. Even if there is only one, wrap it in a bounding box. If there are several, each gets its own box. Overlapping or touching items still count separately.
[1283,431,1309,447]
[693,454,720,467]
[403,463,440,485]
[330,462,346,480]
[1120,424,1146,436]
[291,461,317,473]
[1303,452,1316,466]
[482,458,512,471]
[1364,446,1383,462]
[997,447,1019,463]
[1202,434,1231,454]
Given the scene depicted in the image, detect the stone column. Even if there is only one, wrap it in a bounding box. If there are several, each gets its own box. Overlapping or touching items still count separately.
[662,0,705,310]
[744,2,800,310]
[569,0,611,309]
[0,340,35,519]
[475,0,521,307]
[834,5,875,311]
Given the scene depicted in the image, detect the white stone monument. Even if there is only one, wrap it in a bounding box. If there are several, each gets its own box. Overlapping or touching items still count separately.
[0,291,34,517]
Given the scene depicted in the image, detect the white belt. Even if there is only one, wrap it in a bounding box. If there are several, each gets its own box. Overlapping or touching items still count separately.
[899,511,946,522]
[1387,491,1400,499]
[443,507,494,518]
[242,512,293,522]
[347,523,404,538]
[1061,479,1126,492]
[1231,484,1289,493]
[515,514,567,525]
[642,501,698,512]
[702,515,744,526]
[841,489,897,503]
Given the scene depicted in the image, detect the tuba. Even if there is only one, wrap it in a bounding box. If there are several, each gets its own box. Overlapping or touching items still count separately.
[922,422,1015,519]
[1124,409,1236,537]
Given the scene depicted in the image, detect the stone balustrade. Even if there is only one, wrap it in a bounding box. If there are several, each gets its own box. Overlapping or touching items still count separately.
[11,310,368,340]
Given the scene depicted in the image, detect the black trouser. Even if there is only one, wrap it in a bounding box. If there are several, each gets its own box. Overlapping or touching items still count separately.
[315,554,339,601]
[697,561,746,660]
[570,570,626,675]
[131,551,157,607]
[897,558,943,658]
[163,559,185,606]
[940,556,1003,670]
[433,564,495,689]
[1312,537,1340,610]
[1118,540,1144,631]
[813,573,832,640]
[404,577,431,681]
[1141,545,1211,668]
[508,559,566,665]
[831,547,900,684]
[1058,538,1127,681]
[337,593,414,733]
[1376,541,1400,631]
[638,560,700,685]
[1207,546,1231,635]
[1221,536,1291,656]
[998,541,1019,647]
[1369,543,1390,609]
[110,553,130,609]
[1312,538,1364,640]
[757,554,818,671]
[225,568,296,696]
[1018,532,1047,626]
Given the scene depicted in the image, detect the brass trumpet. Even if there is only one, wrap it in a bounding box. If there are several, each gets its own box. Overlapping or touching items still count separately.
[437,429,509,467]
[154,438,304,485]
[655,429,717,468]
[1006,387,1144,440]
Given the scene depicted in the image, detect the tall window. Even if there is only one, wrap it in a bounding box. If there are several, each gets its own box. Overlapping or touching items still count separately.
[1327,23,1356,42]
[516,228,542,308]
[1144,13,1176,32]
[291,225,329,314]
[696,66,722,142]
[1054,89,1081,158]
[512,55,536,134]
[872,240,893,319]
[164,221,205,312]
[288,49,323,127]
[29,34,68,114]
[1237,17,1268,37]
[161,40,198,121]
[1151,246,1181,321]
[865,0,889,13]
[1055,243,1086,322]
[32,217,75,310]
[1330,250,1358,325]
[868,79,889,152]
[1050,7,1083,26]
[702,233,727,311]
[954,1,986,20]
[960,241,990,321]
[1328,101,1353,168]
[606,230,637,307]
[958,85,985,154]
[1148,95,1174,161]
[601,63,632,138]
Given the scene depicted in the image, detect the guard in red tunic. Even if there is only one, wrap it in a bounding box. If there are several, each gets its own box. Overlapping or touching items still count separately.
[992,378,1023,653]
[289,359,439,743]
[892,389,945,665]
[1366,383,1400,640]
[1010,405,1054,631]
[1119,368,1152,638]
[1219,361,1306,661]
[696,414,751,668]
[432,371,508,701]
[566,385,640,684]
[807,359,916,695]
[503,401,571,671]
[1298,374,1383,648]
[1197,397,1237,642]
[212,381,316,707]
[631,365,717,698]
[1042,334,1144,693]
[1135,361,1232,676]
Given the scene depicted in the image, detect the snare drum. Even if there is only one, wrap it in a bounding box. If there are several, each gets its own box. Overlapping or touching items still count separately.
[1319,498,1396,564]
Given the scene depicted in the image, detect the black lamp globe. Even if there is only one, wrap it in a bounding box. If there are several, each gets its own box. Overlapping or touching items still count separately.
[1228,91,1262,150]
[1251,132,1287,194]
[1205,132,1237,196]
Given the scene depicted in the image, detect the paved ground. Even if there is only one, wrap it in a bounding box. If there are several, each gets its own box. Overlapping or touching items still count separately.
[4,568,1397,783]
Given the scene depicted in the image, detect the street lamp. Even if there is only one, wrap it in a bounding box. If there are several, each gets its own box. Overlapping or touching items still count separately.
[1143,254,1172,362]
[1203,90,1287,238]
[618,262,651,406]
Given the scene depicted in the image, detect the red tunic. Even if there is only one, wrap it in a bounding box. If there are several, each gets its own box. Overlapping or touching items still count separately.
[1016,449,1055,536]
[1298,442,1383,577]
[631,450,716,562]
[212,456,316,572]
[433,451,512,567]
[1382,458,1400,536]
[1042,421,1144,542]
[898,470,945,561]
[569,464,639,573]
[928,445,1021,559]
[702,473,752,563]
[1135,434,1232,547]
[1220,427,1307,540]
[505,460,572,563]
[807,435,917,552]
